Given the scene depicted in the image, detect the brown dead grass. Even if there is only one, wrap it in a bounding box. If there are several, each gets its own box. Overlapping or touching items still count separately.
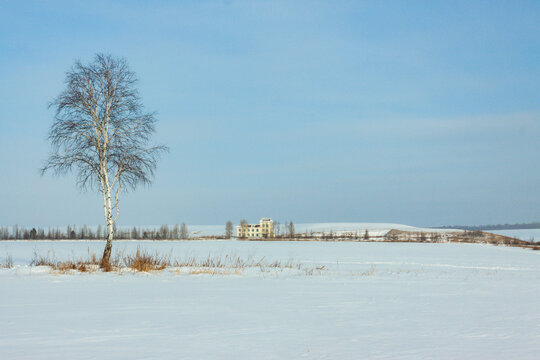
[30,250,101,273]
[362,265,376,276]
[124,248,170,272]
[179,268,243,276]
[1,255,13,268]
[28,249,323,275]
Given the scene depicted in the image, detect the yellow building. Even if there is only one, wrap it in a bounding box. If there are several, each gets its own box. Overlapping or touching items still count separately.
[236,218,274,239]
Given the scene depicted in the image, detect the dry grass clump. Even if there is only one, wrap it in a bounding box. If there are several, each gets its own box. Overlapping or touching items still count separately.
[124,248,171,272]
[363,265,376,276]
[179,268,243,276]
[350,265,377,277]
[175,255,231,268]
[30,250,56,267]
[173,254,326,276]
[30,250,101,273]
[30,248,173,273]
[174,254,266,270]
[27,248,324,276]
[173,255,322,275]
[1,255,13,269]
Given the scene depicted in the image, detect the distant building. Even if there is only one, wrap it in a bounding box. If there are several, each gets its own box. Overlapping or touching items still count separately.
[236,218,274,239]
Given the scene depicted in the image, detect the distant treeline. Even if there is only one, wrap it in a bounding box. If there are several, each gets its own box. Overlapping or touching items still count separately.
[0,224,197,240]
[438,222,540,231]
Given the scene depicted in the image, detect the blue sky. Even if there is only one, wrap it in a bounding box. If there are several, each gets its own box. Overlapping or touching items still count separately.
[1,0,539,227]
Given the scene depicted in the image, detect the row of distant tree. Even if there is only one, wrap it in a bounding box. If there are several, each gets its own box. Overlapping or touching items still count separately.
[0,224,192,240]
[0,221,300,240]
[438,222,540,231]
[272,221,295,238]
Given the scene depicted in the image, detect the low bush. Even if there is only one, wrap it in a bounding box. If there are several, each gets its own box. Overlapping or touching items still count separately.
[124,248,170,272]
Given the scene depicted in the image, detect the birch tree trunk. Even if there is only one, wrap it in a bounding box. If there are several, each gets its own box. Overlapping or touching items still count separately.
[101,183,115,266]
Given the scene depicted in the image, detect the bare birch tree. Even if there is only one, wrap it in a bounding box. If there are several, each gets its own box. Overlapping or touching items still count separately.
[288,221,295,238]
[239,219,248,239]
[42,54,167,266]
[180,223,189,239]
[225,221,233,239]
[273,221,280,237]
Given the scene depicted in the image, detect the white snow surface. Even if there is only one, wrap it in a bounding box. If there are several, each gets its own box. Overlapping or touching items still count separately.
[1,240,539,359]
[490,229,540,242]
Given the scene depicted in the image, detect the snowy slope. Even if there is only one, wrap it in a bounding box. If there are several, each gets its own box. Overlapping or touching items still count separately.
[490,229,540,242]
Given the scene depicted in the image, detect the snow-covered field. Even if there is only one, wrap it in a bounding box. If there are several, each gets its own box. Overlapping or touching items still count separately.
[1,240,539,359]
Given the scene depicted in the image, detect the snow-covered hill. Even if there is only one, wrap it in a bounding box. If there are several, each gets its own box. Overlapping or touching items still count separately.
[185,222,462,237]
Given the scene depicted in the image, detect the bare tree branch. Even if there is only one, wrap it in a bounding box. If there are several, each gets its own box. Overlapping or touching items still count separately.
[42,54,168,265]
